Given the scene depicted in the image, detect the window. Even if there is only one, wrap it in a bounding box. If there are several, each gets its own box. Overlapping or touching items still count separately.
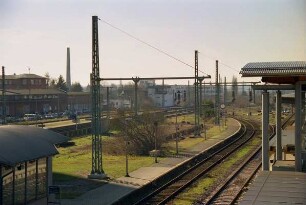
[22,79,27,85]
[31,79,34,85]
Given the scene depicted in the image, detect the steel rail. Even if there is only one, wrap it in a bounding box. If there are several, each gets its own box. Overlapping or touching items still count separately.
[204,123,275,205]
[134,119,257,205]
[281,112,295,129]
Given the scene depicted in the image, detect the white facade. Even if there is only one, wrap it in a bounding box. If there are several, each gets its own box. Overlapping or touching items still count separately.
[148,85,188,107]
[108,99,132,109]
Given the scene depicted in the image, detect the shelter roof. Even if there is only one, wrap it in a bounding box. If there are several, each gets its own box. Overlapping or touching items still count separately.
[240,61,306,84]
[240,61,306,77]
[0,125,69,166]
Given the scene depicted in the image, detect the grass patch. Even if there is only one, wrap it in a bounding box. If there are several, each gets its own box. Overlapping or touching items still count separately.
[165,118,227,154]
[165,114,195,124]
[54,135,154,180]
[165,137,206,154]
[53,135,154,198]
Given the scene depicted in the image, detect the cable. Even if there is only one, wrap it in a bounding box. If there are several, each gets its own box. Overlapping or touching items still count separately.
[219,62,240,73]
[198,52,240,73]
[99,18,210,76]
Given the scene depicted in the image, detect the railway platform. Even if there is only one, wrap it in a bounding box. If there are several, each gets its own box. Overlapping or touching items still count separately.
[240,124,306,204]
[30,118,240,205]
[239,171,306,204]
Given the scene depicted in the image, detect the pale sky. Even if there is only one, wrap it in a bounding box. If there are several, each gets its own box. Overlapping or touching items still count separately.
[0,0,305,86]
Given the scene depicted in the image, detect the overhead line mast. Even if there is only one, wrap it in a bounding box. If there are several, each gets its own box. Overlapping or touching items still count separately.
[89,16,106,179]
[194,50,200,136]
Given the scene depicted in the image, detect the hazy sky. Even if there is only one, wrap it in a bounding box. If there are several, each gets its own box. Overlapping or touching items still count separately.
[0,0,305,86]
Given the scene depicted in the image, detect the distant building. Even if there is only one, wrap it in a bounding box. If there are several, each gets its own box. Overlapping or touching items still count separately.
[139,80,155,88]
[147,84,188,107]
[107,99,132,109]
[0,88,66,116]
[0,73,65,116]
[67,92,91,113]
[0,73,48,90]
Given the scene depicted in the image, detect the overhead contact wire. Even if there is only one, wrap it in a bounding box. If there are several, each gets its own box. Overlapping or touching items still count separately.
[99,18,210,76]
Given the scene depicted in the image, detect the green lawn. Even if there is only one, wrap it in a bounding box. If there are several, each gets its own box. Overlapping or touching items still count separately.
[53,135,154,181]
[165,118,227,154]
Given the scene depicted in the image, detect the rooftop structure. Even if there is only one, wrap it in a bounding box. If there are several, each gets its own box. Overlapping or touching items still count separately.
[0,125,69,204]
[240,61,306,84]
[240,61,306,172]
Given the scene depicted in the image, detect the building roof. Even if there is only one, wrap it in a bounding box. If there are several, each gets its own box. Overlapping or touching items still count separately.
[68,91,90,96]
[0,88,66,95]
[240,61,306,77]
[0,125,69,166]
[5,73,46,80]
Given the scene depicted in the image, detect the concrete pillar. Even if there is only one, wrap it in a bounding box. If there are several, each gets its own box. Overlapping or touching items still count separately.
[295,82,302,171]
[0,165,2,205]
[24,162,28,204]
[276,91,282,160]
[262,91,270,171]
[302,92,306,151]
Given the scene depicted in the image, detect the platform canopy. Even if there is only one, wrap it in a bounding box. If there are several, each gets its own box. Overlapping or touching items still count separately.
[0,125,69,167]
[240,61,306,84]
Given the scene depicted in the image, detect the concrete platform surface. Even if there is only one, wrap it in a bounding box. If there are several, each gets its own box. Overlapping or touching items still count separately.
[240,171,306,205]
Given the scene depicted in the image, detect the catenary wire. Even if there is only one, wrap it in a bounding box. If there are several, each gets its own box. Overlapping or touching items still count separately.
[98,18,211,76]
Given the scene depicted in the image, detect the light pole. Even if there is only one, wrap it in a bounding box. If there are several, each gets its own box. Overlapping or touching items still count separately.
[175,108,179,155]
[125,118,132,177]
[174,94,181,155]
[154,121,158,163]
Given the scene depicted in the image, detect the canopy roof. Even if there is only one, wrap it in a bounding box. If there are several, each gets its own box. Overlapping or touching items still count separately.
[0,125,69,166]
[240,61,306,84]
[240,61,306,77]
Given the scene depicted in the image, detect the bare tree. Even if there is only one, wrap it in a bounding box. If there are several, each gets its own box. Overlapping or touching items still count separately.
[121,112,166,155]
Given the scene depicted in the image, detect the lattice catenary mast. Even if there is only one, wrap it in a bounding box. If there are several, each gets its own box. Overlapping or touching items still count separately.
[89,16,106,179]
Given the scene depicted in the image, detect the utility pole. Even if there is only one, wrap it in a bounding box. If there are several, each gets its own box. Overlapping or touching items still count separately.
[198,77,205,120]
[162,79,165,108]
[203,81,207,139]
[194,50,200,136]
[215,60,220,125]
[224,77,227,105]
[132,77,140,116]
[198,77,204,137]
[154,121,158,163]
[2,66,6,125]
[188,81,191,107]
[106,87,110,132]
[89,16,106,179]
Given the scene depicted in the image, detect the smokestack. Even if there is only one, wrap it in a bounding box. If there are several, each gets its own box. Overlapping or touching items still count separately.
[66,47,71,90]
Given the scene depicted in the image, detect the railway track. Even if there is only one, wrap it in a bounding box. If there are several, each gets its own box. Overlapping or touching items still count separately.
[200,124,275,205]
[199,113,296,205]
[281,112,295,129]
[134,119,259,205]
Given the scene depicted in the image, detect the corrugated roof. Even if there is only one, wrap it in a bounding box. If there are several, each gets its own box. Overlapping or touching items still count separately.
[0,125,69,166]
[240,61,306,77]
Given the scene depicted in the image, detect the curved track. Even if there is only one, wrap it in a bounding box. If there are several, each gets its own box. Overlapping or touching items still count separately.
[201,124,275,205]
[134,119,258,205]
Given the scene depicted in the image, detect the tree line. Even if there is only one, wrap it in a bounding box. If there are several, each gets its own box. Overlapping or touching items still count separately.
[45,73,84,92]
